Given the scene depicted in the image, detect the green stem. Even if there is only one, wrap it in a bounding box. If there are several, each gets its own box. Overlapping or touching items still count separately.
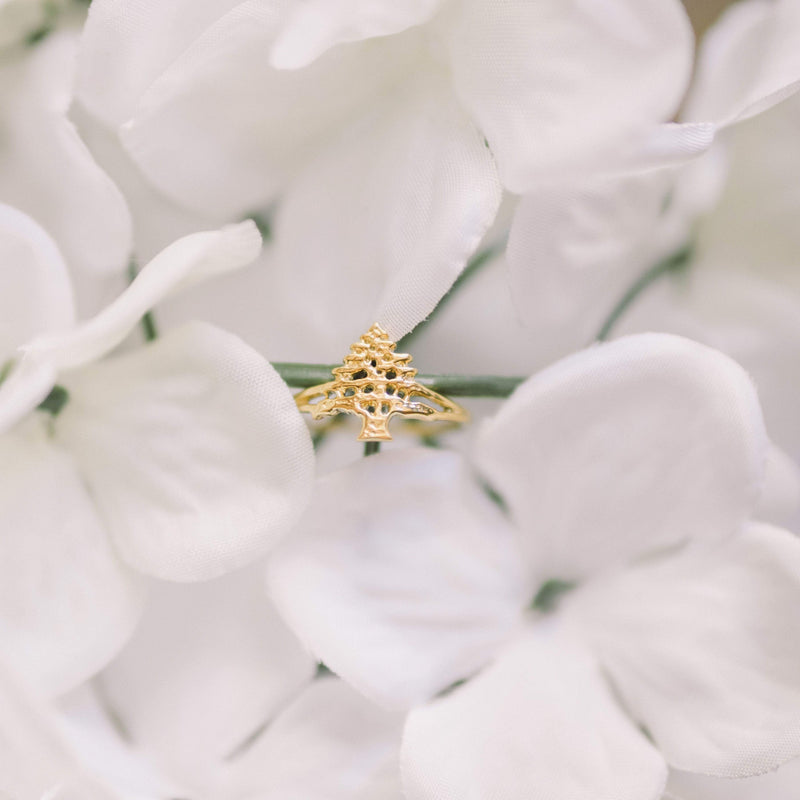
[595,243,693,342]
[398,238,506,350]
[273,363,524,398]
[127,259,159,342]
[364,441,381,456]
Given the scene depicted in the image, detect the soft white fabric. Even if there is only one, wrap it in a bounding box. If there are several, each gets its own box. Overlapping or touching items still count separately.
[0,661,120,800]
[0,221,261,434]
[24,221,261,372]
[271,73,501,348]
[57,323,314,581]
[0,425,145,696]
[270,0,443,68]
[683,0,800,127]
[266,334,800,796]
[616,265,800,460]
[227,679,404,799]
[0,31,132,274]
[440,0,694,191]
[99,567,316,789]
[76,0,247,128]
[402,629,668,800]
[565,523,800,776]
[115,0,411,218]
[693,92,800,294]
[0,204,74,359]
[269,449,527,709]
[473,334,767,579]
[505,168,683,341]
[668,757,800,800]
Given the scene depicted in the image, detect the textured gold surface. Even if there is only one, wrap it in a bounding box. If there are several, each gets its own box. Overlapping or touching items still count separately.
[294,324,469,441]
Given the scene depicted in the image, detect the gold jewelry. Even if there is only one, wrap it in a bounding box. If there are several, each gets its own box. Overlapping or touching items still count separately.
[294,324,469,441]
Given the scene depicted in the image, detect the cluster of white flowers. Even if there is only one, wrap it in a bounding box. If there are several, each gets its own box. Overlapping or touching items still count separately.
[3,0,800,798]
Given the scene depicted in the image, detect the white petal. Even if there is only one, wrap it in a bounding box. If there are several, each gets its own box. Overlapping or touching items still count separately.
[0,354,57,436]
[268,449,527,709]
[0,427,145,696]
[57,323,313,580]
[0,203,75,358]
[0,31,132,274]
[694,94,800,291]
[271,75,501,351]
[615,265,800,459]
[271,0,442,68]
[23,221,261,372]
[668,758,800,800]
[565,523,800,776]
[0,662,120,800]
[99,567,316,790]
[757,445,800,531]
[440,0,694,191]
[227,679,403,798]
[76,0,246,129]
[402,629,667,800]
[118,1,414,217]
[684,0,800,127]
[474,334,768,580]
[506,169,683,343]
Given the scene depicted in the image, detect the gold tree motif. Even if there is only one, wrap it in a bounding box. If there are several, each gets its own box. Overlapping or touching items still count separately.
[294,324,468,441]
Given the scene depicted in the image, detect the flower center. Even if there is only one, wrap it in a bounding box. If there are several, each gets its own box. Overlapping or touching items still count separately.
[531,579,576,613]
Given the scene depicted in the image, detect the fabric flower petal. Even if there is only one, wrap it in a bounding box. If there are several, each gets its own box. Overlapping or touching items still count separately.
[268,449,527,709]
[76,0,246,129]
[116,0,413,217]
[615,265,800,460]
[0,426,145,696]
[225,678,403,799]
[23,220,261,372]
[667,758,800,800]
[0,661,120,800]
[440,0,694,191]
[474,334,768,580]
[99,567,316,790]
[683,0,800,127]
[0,222,261,434]
[505,169,683,343]
[0,31,132,274]
[270,74,501,353]
[564,522,800,776]
[56,322,313,581]
[0,203,75,358]
[270,0,443,69]
[402,629,667,800]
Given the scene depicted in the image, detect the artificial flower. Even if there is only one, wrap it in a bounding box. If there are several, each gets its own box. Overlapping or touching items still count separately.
[0,25,131,274]
[74,0,694,352]
[268,333,800,800]
[71,567,403,798]
[0,206,314,696]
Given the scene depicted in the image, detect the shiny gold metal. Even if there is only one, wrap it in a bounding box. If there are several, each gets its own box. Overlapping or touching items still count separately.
[294,323,469,441]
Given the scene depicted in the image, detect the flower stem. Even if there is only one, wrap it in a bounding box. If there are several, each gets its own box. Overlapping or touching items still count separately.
[127,259,159,342]
[273,363,525,398]
[364,441,381,456]
[398,238,507,350]
[595,242,693,342]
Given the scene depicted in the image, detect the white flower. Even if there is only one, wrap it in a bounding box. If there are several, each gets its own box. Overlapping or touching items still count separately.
[68,568,404,798]
[0,206,314,696]
[267,334,800,800]
[667,757,800,800]
[0,27,132,275]
[74,0,693,349]
[0,658,120,799]
[502,0,800,456]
